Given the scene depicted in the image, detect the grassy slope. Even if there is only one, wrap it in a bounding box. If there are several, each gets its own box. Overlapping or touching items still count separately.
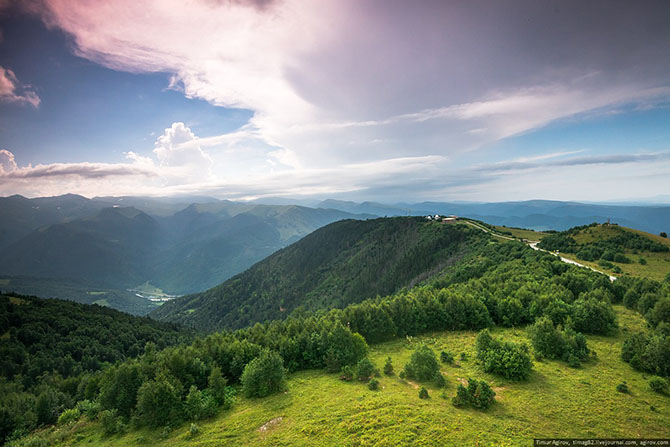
[560,225,670,282]
[29,306,669,447]
[493,225,546,241]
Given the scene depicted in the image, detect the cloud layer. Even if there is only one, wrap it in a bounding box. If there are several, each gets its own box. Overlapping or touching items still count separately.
[2,0,670,201]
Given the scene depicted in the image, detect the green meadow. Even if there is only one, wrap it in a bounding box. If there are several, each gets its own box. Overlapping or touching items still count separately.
[18,306,669,447]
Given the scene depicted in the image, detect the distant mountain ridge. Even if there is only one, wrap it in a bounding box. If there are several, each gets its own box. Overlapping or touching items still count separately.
[0,195,371,313]
[1,194,668,315]
[317,199,670,234]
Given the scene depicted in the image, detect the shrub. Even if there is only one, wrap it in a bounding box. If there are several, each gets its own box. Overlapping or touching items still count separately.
[440,351,454,364]
[468,379,496,410]
[434,372,446,388]
[571,297,618,335]
[100,409,124,436]
[476,330,533,380]
[460,352,468,361]
[356,357,376,381]
[403,345,440,382]
[418,387,429,399]
[639,257,647,265]
[660,232,667,238]
[529,317,589,366]
[452,378,495,410]
[340,365,355,381]
[649,377,669,395]
[189,423,199,437]
[76,399,100,419]
[452,384,468,407]
[241,350,287,398]
[616,382,629,394]
[57,408,80,426]
[398,371,406,380]
[368,378,380,391]
[383,357,394,376]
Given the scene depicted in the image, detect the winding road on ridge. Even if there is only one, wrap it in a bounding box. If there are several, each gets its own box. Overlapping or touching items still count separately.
[458,218,617,281]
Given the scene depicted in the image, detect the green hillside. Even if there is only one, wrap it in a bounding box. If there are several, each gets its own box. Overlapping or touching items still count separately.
[16,306,669,447]
[0,294,193,443]
[5,218,670,446]
[537,223,670,281]
[151,217,484,331]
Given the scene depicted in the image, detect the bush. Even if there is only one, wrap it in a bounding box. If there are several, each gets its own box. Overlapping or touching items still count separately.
[649,377,669,395]
[434,372,446,388]
[639,257,647,265]
[100,409,124,436]
[189,423,199,437]
[418,387,429,399]
[340,365,355,381]
[529,317,589,366]
[468,379,496,409]
[571,297,618,335]
[57,408,80,426]
[440,351,454,364]
[241,350,287,398]
[383,357,394,376]
[616,382,629,394]
[452,384,469,407]
[356,357,376,381]
[460,352,468,361]
[76,399,100,419]
[207,366,235,410]
[368,378,380,391]
[476,330,533,380]
[403,345,440,382]
[452,378,495,410]
[660,232,667,238]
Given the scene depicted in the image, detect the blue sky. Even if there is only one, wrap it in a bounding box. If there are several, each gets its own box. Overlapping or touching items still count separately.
[1,0,669,202]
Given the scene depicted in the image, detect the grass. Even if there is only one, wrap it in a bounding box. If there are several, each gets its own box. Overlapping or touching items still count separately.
[17,306,670,447]
[92,299,110,307]
[560,224,670,281]
[493,226,546,242]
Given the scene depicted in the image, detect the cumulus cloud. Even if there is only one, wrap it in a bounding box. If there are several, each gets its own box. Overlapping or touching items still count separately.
[0,149,18,173]
[0,66,40,107]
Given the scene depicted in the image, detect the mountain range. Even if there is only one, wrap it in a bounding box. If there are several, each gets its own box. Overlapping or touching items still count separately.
[1,194,668,315]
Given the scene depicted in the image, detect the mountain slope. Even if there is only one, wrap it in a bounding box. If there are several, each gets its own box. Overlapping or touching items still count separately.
[537,222,670,281]
[151,217,485,331]
[0,207,161,289]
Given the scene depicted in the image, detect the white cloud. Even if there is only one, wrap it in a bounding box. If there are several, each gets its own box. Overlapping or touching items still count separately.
[0,66,40,107]
[5,0,669,201]
[0,149,18,173]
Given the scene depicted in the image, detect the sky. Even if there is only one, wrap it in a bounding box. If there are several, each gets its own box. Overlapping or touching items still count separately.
[0,0,669,203]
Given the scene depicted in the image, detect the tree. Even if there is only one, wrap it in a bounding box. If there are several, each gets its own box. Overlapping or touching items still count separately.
[135,377,182,427]
[418,387,429,399]
[356,357,376,381]
[403,344,439,382]
[184,386,216,421]
[383,357,394,375]
[660,232,667,238]
[241,350,286,398]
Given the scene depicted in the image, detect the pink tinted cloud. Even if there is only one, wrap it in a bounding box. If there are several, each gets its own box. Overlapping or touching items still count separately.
[0,66,40,107]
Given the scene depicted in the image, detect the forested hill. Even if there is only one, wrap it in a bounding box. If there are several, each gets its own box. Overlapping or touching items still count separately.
[151,217,486,331]
[0,294,192,383]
